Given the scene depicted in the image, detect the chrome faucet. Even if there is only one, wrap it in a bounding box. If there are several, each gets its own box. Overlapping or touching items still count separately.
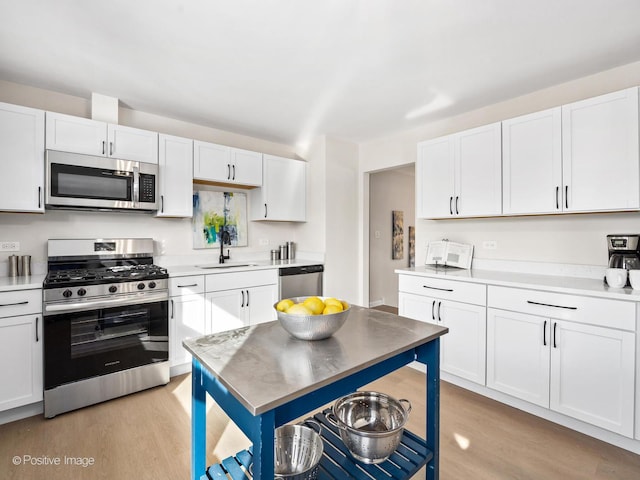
[219,229,230,264]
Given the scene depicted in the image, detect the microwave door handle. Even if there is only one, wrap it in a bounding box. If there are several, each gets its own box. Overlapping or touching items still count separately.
[133,165,140,205]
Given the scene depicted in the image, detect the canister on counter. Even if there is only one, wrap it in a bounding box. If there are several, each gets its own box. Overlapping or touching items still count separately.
[20,255,31,276]
[270,249,280,261]
[287,241,295,260]
[8,255,18,277]
[280,244,288,260]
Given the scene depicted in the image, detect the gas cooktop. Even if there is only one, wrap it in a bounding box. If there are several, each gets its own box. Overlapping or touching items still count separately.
[44,264,168,288]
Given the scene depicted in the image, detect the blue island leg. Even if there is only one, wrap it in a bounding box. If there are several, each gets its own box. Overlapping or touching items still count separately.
[251,409,275,480]
[416,337,440,480]
[191,359,206,480]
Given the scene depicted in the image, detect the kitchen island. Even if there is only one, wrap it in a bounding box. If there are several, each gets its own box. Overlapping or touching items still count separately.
[183,305,448,479]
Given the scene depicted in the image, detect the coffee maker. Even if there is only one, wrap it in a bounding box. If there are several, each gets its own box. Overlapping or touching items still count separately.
[607,235,640,285]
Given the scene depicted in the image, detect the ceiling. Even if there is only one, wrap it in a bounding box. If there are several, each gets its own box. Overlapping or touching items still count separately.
[1,1,640,148]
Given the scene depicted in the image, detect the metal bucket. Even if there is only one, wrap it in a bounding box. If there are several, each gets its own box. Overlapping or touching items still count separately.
[251,419,323,479]
[327,391,411,464]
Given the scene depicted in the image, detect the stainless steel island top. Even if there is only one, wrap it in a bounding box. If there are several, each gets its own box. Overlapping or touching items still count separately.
[183,305,448,415]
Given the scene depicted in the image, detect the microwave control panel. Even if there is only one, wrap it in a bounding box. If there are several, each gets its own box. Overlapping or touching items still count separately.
[139,174,156,202]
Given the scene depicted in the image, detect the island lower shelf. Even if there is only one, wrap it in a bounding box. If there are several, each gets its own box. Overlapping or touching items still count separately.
[204,409,433,480]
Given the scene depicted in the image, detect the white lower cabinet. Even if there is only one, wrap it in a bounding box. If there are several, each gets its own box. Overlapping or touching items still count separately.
[487,286,636,437]
[169,276,205,368]
[205,269,278,334]
[0,289,43,412]
[398,275,486,385]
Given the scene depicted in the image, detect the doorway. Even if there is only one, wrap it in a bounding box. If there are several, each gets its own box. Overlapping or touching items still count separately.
[368,165,415,310]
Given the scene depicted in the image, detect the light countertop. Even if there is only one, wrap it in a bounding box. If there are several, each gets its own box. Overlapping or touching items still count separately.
[396,266,640,302]
[0,274,46,292]
[183,305,447,415]
[165,258,322,277]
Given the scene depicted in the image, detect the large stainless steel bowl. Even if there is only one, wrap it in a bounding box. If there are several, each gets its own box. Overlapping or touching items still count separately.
[275,296,350,341]
[327,391,411,464]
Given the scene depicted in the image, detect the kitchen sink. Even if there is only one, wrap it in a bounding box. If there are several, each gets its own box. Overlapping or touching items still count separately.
[196,263,259,270]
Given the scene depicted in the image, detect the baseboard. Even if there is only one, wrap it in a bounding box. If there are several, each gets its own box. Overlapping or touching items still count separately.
[369,299,384,308]
[0,401,43,425]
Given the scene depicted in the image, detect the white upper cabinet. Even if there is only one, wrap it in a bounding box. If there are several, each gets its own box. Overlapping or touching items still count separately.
[417,122,502,218]
[502,107,563,215]
[46,111,159,164]
[107,124,158,164]
[156,134,193,218]
[0,102,45,213]
[417,136,454,218]
[193,140,262,187]
[250,154,306,221]
[562,87,639,212]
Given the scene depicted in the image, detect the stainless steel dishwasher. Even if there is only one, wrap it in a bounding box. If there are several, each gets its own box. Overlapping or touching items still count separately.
[279,264,324,298]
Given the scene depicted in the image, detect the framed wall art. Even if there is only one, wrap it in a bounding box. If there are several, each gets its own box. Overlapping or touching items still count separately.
[192,191,248,249]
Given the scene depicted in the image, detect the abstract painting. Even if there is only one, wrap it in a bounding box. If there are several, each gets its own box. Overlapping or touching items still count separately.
[408,226,415,267]
[392,210,404,260]
[192,191,248,249]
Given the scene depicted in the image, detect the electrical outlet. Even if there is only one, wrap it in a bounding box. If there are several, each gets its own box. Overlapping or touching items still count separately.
[258,238,269,246]
[0,241,20,252]
[374,230,381,239]
[482,241,497,250]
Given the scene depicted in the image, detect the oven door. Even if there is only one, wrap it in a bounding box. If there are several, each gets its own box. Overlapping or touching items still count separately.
[44,300,168,390]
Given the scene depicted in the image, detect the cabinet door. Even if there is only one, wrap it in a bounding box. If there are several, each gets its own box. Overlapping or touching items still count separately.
[251,154,306,221]
[247,284,278,325]
[562,87,639,212]
[206,290,247,334]
[0,102,45,213]
[455,122,502,217]
[487,308,550,407]
[107,124,158,163]
[193,140,232,182]
[502,108,562,215]
[45,111,107,156]
[170,294,206,367]
[439,300,486,384]
[398,292,439,325]
[550,320,635,437]
[230,148,262,186]
[156,134,193,217]
[416,137,454,218]
[0,314,43,411]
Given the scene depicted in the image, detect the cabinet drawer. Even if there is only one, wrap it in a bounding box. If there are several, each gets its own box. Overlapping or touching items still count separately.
[398,274,486,306]
[206,269,278,292]
[488,286,635,331]
[170,275,205,296]
[0,289,42,318]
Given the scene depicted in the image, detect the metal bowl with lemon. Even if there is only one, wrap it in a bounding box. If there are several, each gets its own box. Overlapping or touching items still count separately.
[275,296,350,341]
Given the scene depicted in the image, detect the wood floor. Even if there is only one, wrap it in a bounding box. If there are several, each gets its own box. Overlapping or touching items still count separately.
[1,367,639,480]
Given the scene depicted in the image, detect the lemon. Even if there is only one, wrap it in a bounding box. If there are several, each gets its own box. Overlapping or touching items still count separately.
[286,303,313,315]
[303,297,325,315]
[341,300,349,310]
[324,297,343,309]
[276,299,294,312]
[322,304,342,315]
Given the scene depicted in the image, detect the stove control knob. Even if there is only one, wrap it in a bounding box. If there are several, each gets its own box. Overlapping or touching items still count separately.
[109,286,117,293]
[63,289,73,298]
[148,281,156,289]
[77,288,87,297]
[137,283,145,290]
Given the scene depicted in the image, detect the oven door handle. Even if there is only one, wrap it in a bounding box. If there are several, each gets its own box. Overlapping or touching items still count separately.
[44,292,168,315]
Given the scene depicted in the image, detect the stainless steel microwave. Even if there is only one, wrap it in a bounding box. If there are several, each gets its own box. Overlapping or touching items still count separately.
[45,150,158,212]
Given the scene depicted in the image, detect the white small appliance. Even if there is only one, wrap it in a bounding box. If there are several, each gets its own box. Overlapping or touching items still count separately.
[425,240,474,269]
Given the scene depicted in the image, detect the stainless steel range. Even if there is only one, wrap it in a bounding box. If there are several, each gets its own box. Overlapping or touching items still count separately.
[42,238,169,418]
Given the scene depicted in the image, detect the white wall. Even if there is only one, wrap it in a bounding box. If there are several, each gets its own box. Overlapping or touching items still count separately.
[0,80,308,272]
[369,167,415,307]
[358,60,640,285]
